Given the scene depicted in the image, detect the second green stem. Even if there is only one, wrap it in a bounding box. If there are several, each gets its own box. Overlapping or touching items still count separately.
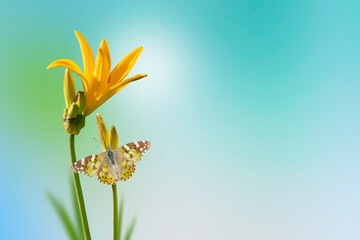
[112,184,119,240]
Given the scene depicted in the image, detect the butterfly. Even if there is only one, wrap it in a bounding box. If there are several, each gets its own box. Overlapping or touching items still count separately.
[71,141,151,185]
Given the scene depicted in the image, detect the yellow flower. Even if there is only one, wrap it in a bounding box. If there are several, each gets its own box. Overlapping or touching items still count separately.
[48,31,147,116]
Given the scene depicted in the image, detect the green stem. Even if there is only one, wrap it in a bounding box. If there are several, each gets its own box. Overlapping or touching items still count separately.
[112,184,118,240]
[70,134,91,240]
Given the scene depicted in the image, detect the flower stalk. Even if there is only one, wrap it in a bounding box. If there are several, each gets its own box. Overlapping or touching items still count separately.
[112,184,118,240]
[69,134,91,240]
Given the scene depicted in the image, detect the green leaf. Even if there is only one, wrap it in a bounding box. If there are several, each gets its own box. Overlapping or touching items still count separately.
[124,218,136,240]
[118,197,124,240]
[71,176,84,240]
[47,192,80,240]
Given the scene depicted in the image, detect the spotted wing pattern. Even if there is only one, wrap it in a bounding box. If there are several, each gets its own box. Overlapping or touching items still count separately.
[116,141,151,163]
[119,159,136,181]
[115,141,151,181]
[96,160,117,185]
[71,153,103,177]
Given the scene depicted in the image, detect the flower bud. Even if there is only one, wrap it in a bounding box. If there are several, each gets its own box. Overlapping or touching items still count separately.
[64,69,76,109]
[62,109,85,135]
[68,103,78,118]
[110,125,118,150]
[76,91,86,114]
[62,93,86,135]
[96,113,110,151]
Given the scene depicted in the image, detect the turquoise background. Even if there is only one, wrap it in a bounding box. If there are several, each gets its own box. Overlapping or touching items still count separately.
[1,0,359,239]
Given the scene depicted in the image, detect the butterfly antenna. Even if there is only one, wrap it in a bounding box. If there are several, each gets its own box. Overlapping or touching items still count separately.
[93,137,101,144]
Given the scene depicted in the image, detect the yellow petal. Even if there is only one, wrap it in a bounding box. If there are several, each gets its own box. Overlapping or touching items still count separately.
[97,48,110,95]
[96,113,110,151]
[75,31,95,85]
[47,59,82,74]
[47,59,89,93]
[95,48,110,88]
[91,48,104,95]
[85,73,147,116]
[118,73,147,86]
[109,47,143,86]
[88,48,110,108]
[100,39,111,70]
[110,125,118,150]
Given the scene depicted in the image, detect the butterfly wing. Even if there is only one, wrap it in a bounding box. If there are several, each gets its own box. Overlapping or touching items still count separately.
[115,141,151,163]
[117,158,136,181]
[114,141,151,181]
[96,159,118,185]
[71,153,104,177]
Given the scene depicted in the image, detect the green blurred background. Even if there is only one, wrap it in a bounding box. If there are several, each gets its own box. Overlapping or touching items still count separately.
[1,0,360,239]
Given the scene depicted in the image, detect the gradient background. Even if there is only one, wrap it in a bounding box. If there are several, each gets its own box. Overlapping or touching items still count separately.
[1,0,359,239]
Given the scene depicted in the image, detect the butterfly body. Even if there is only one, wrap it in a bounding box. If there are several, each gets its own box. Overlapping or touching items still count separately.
[71,141,151,185]
[106,148,115,163]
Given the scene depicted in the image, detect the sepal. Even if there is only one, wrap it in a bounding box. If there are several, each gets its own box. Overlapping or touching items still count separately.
[76,91,86,114]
